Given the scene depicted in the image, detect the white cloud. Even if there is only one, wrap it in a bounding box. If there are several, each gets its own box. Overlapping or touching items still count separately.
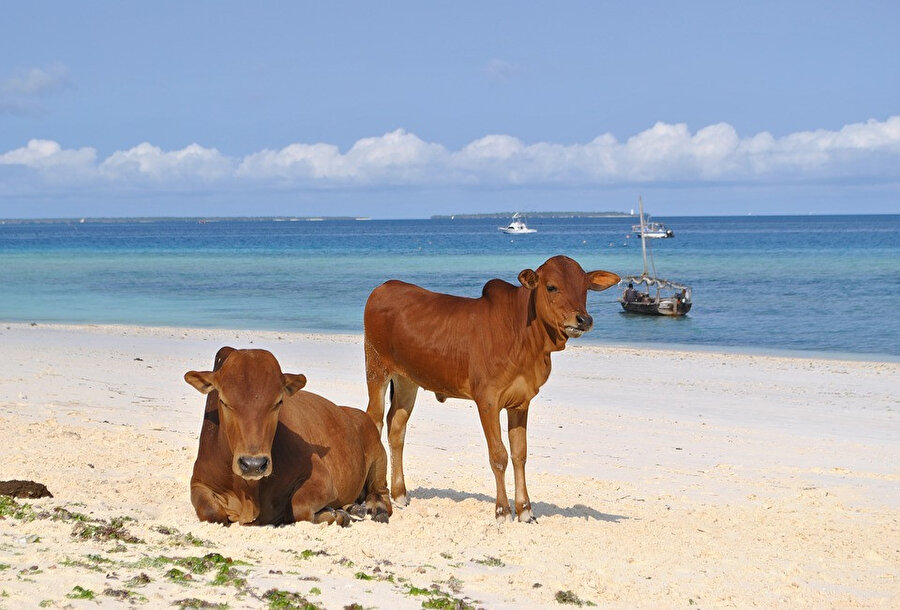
[0,139,96,171]
[2,118,899,194]
[100,143,234,182]
[460,135,524,161]
[238,129,448,183]
[238,143,343,180]
[1,63,73,115]
[2,63,72,96]
[483,59,521,83]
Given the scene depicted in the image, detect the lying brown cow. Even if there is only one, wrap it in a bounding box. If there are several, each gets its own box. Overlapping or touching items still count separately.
[364,255,619,523]
[185,347,391,526]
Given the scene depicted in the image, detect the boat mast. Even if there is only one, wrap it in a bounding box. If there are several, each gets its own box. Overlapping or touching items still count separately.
[638,196,649,276]
[638,196,661,298]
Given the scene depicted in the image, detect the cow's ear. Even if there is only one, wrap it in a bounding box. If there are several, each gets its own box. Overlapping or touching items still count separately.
[518,269,538,289]
[185,371,216,394]
[587,270,620,292]
[283,373,307,396]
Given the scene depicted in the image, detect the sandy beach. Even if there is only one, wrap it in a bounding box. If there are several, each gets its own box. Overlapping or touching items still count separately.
[0,322,897,609]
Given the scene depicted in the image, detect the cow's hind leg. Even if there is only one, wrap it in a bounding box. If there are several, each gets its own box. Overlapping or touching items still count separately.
[290,470,349,526]
[364,340,390,434]
[344,436,393,523]
[508,406,535,523]
[363,442,392,523]
[311,507,352,526]
[477,401,513,524]
[386,375,418,507]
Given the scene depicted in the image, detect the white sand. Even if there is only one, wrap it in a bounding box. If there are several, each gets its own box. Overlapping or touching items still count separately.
[0,322,897,608]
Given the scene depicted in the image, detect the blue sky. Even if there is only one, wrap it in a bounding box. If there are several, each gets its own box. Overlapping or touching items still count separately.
[1,1,899,218]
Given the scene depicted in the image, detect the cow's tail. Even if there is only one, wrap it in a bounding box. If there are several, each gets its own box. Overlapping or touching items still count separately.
[364,373,392,434]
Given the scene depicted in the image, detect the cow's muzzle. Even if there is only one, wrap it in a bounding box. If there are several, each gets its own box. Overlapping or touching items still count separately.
[236,455,271,479]
[565,313,593,338]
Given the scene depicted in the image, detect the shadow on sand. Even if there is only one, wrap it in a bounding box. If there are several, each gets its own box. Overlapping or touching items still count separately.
[411,487,627,522]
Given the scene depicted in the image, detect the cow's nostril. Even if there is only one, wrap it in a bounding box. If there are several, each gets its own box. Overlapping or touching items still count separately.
[237,456,269,474]
[576,313,593,328]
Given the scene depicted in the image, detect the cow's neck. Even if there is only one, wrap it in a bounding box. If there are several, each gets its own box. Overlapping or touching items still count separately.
[519,287,569,355]
[214,408,262,524]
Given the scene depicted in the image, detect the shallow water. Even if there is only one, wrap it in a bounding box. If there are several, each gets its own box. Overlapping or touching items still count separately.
[2,214,898,359]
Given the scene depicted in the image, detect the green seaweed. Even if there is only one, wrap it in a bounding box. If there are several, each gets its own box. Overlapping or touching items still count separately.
[71,517,144,544]
[0,496,36,521]
[66,585,96,600]
[262,588,324,609]
[473,556,504,567]
[555,590,595,606]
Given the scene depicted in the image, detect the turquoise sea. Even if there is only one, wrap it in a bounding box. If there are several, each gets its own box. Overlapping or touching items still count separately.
[1,214,898,360]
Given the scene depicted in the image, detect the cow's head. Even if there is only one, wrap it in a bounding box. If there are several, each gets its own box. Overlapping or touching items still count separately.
[185,349,306,480]
[518,255,619,341]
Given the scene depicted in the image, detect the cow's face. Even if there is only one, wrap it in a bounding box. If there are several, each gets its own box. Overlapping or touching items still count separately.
[519,255,619,340]
[185,349,306,480]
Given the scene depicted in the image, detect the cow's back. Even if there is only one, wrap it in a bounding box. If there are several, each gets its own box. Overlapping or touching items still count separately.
[365,280,485,396]
[365,278,533,398]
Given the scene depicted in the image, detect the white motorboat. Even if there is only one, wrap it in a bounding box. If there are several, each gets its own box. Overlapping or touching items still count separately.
[498,213,537,234]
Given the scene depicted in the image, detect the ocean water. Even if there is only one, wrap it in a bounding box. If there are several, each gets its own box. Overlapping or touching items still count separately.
[1,215,899,360]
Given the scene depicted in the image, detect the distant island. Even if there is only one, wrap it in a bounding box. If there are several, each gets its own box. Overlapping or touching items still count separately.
[431,211,634,219]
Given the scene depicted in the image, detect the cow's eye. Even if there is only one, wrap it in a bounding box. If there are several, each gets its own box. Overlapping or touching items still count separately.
[547,284,558,293]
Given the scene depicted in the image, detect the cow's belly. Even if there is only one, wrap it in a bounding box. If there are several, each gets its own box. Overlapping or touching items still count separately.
[394,363,473,401]
[497,375,539,409]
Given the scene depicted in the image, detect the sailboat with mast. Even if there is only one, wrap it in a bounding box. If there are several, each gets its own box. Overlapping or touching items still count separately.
[618,197,692,316]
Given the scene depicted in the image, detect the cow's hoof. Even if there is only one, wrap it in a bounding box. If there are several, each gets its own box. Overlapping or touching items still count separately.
[334,509,353,527]
[495,507,513,525]
[346,503,368,520]
[392,494,409,508]
[517,508,537,523]
[372,509,390,524]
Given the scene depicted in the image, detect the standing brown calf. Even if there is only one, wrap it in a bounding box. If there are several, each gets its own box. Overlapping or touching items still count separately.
[185,347,391,526]
[364,255,619,523]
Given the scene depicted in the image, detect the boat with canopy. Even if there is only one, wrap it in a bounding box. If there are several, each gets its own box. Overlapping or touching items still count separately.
[618,197,692,316]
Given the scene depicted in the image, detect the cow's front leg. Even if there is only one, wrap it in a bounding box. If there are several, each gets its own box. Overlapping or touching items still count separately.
[190,484,231,525]
[507,405,535,523]
[477,401,512,523]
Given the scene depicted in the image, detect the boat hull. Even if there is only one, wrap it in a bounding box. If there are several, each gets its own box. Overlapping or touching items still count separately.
[499,227,537,234]
[620,299,691,317]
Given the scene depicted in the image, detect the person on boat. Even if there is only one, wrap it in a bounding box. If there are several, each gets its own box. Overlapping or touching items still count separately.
[675,288,688,312]
[624,282,637,302]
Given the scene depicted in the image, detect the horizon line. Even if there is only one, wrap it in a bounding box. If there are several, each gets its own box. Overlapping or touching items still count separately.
[3,211,898,224]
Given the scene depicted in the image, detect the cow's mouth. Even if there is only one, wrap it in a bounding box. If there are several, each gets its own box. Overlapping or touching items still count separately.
[240,473,268,481]
[564,313,593,338]
[564,325,585,338]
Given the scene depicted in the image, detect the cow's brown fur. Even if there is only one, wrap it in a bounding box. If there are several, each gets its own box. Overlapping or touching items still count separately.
[364,255,619,522]
[186,347,391,526]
